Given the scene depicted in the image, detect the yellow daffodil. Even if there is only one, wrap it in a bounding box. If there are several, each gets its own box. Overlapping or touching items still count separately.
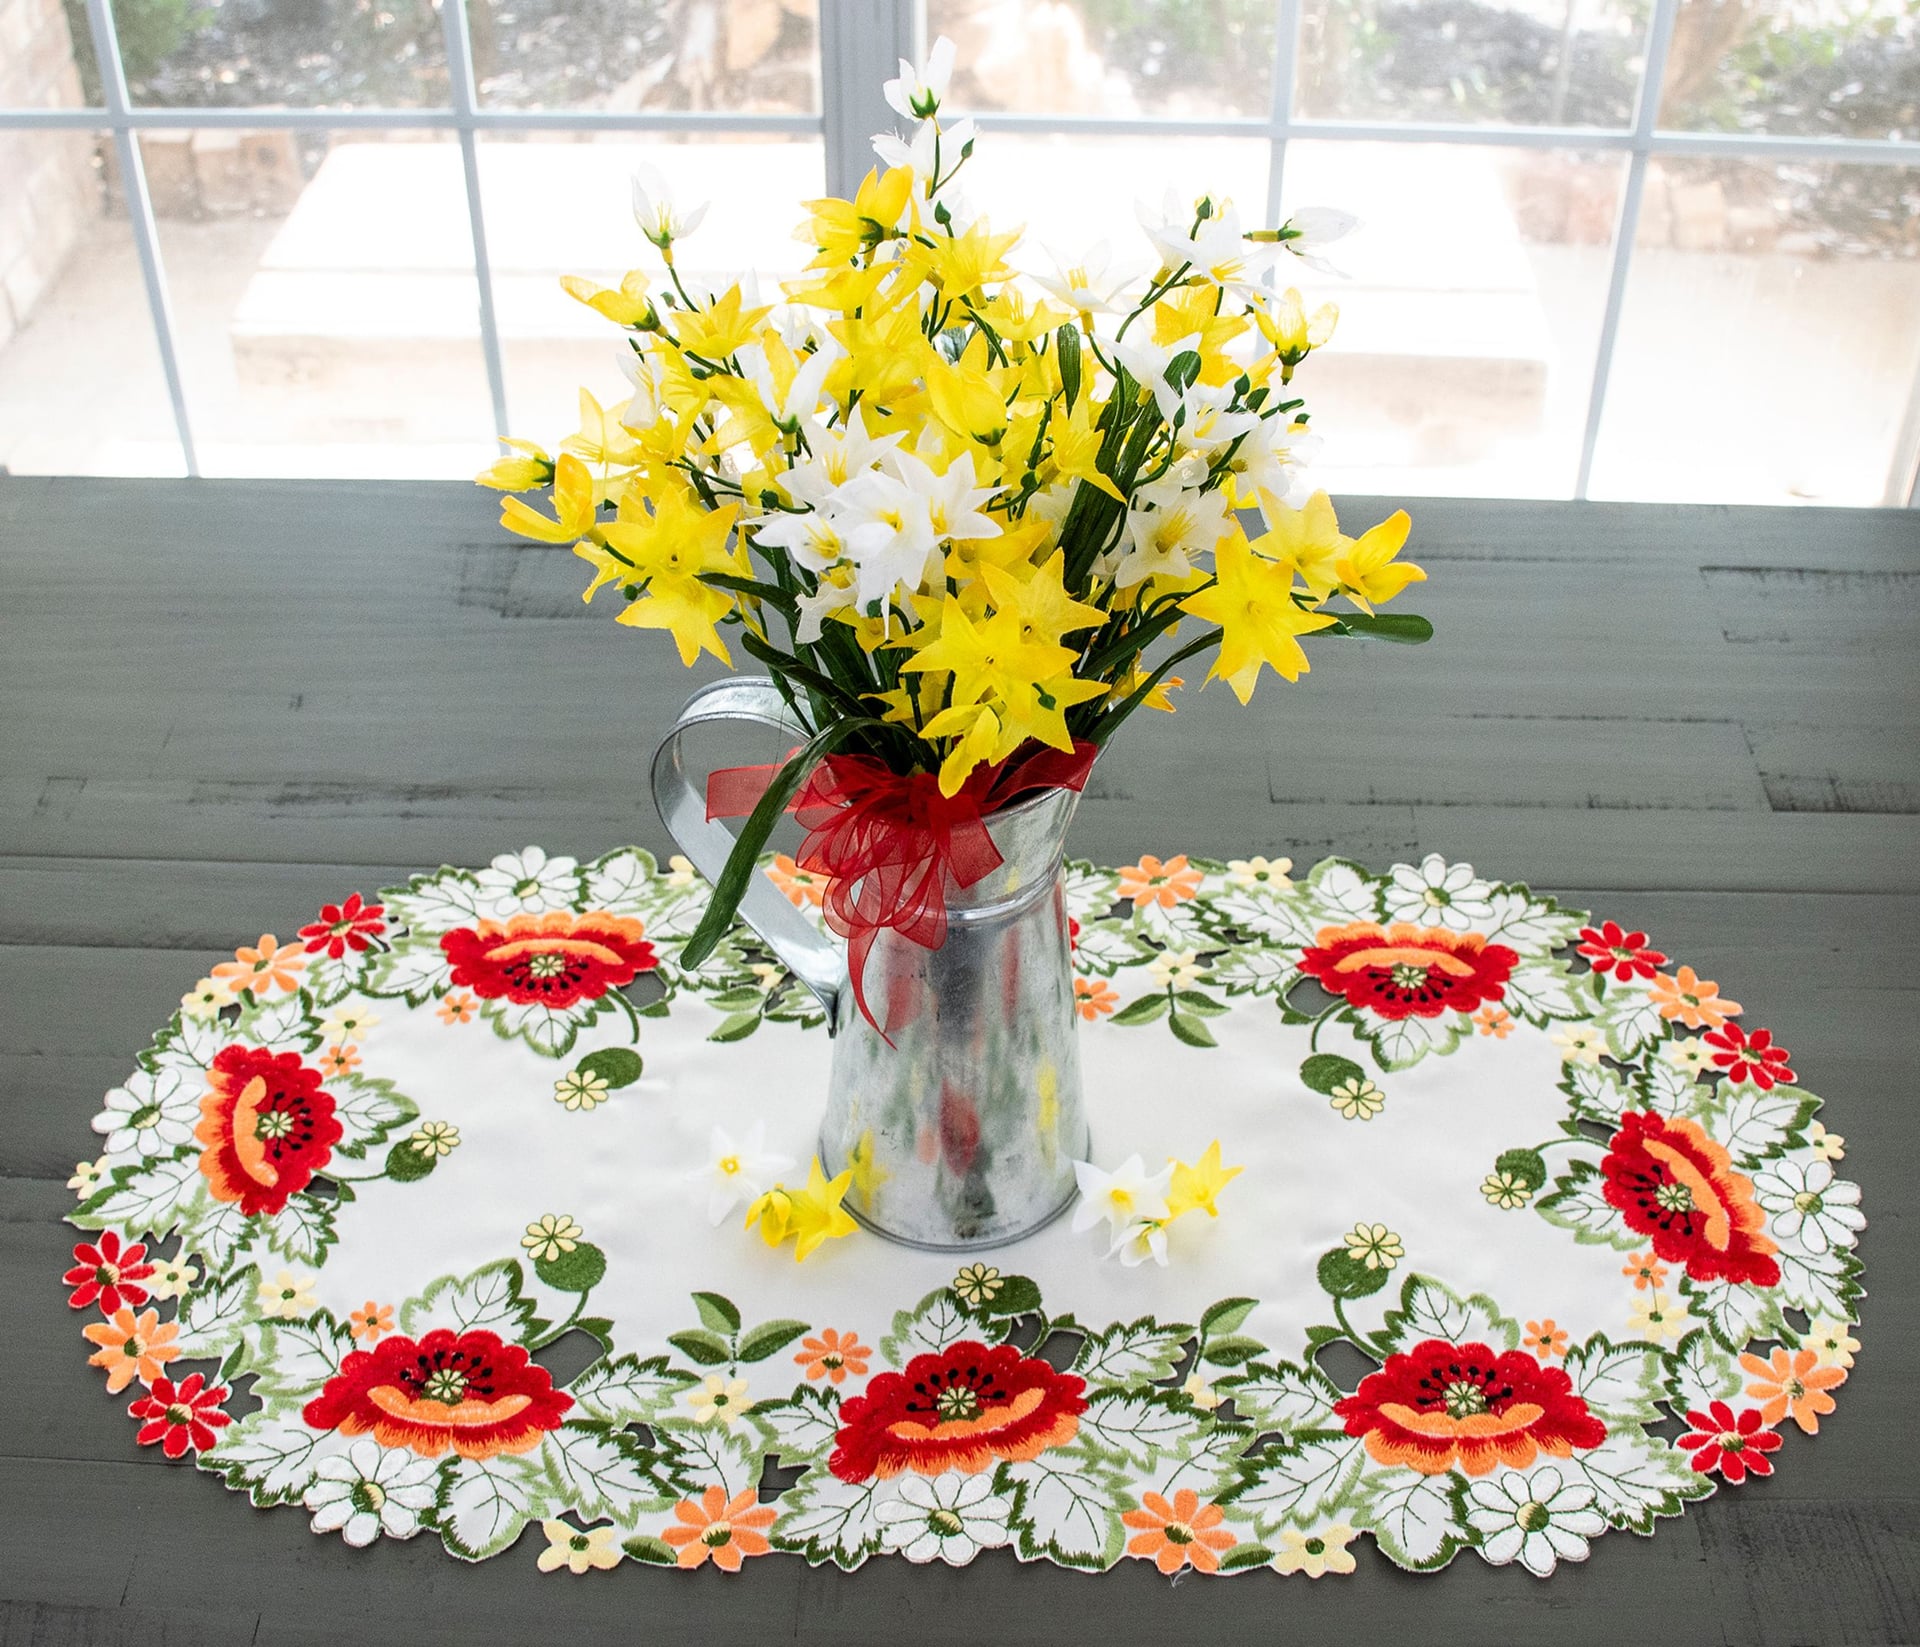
[799,165,914,267]
[601,488,744,665]
[1250,490,1344,601]
[1047,390,1124,502]
[498,451,596,543]
[744,1186,793,1248]
[475,438,553,492]
[923,333,1012,446]
[783,1157,858,1260]
[919,699,1002,795]
[1335,509,1423,612]
[913,218,1022,299]
[1182,527,1338,701]
[1166,1141,1243,1219]
[559,269,656,329]
[1254,287,1337,383]
[561,387,646,474]
[673,284,773,362]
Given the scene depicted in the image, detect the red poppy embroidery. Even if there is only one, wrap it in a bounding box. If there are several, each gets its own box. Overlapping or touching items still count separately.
[1599,1110,1780,1287]
[828,1339,1087,1483]
[298,892,387,959]
[1678,1401,1782,1483]
[1576,919,1667,981]
[194,1046,343,1218]
[302,1326,572,1460]
[1298,922,1518,1020]
[441,911,657,1009]
[1332,1338,1606,1476]
[130,1372,232,1459]
[64,1230,156,1313]
[1702,1024,1795,1091]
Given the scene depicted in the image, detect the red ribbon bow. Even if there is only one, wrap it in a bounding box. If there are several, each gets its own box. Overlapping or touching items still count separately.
[706,741,1097,1036]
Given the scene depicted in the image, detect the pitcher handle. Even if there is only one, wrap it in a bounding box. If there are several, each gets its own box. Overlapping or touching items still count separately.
[650,677,844,1023]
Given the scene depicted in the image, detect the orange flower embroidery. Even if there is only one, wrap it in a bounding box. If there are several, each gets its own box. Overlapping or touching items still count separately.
[660,1486,776,1571]
[1116,854,1203,910]
[1121,1488,1236,1574]
[1740,1346,1846,1434]
[1473,1006,1513,1039]
[211,934,306,998]
[82,1307,181,1393]
[1524,1319,1569,1359]
[1622,1252,1669,1291]
[796,1328,872,1385]
[348,1301,395,1344]
[765,853,828,910]
[436,991,477,1024]
[319,1043,362,1078]
[1649,966,1742,1030]
[1074,977,1119,1020]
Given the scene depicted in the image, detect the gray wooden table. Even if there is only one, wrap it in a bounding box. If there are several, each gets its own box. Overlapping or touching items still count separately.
[4,478,1917,1646]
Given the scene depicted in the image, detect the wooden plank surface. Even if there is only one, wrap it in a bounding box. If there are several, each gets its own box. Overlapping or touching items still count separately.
[2,478,1918,1646]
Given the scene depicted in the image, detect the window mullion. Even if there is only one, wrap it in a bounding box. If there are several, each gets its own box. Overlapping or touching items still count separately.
[441,0,510,444]
[1264,0,1304,234]
[820,0,921,199]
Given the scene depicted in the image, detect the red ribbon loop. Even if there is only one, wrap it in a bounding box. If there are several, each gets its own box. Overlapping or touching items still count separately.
[706,741,1097,1035]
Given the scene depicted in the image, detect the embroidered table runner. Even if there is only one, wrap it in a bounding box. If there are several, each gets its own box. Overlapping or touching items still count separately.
[63,847,1865,1579]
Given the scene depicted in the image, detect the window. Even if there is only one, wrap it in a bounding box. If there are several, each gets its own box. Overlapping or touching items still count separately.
[2,0,1915,502]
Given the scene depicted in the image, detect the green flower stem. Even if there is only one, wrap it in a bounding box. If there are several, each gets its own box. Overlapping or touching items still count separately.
[1307,1000,1344,1054]
[1331,1297,1390,1361]
[530,1289,589,1352]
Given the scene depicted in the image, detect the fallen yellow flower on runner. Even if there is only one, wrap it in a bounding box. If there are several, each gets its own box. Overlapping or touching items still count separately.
[1166,1140,1243,1220]
[743,1158,858,1261]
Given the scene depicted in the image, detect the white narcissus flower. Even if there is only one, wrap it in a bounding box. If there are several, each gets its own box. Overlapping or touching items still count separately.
[828,467,940,612]
[1752,1158,1864,1255]
[739,338,839,435]
[474,845,580,916]
[305,1440,439,1547]
[1282,205,1361,276]
[690,1121,796,1226]
[1115,476,1234,589]
[1136,189,1276,292]
[1112,1219,1170,1267]
[894,449,1003,546]
[870,115,979,214]
[631,163,709,249]
[1029,241,1133,316]
[1383,853,1495,929]
[1072,1154,1173,1238]
[882,33,957,121]
[1170,380,1261,458]
[92,1068,199,1159]
[780,403,902,512]
[876,1471,1014,1564]
[1465,1466,1604,1577]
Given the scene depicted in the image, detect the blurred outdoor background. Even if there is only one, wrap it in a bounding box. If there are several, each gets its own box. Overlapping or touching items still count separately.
[1,0,1916,502]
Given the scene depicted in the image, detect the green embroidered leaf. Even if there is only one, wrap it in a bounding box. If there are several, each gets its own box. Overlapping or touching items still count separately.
[1316,1247,1391,1300]
[1562,1433,1711,1533]
[328,1075,419,1159]
[1664,1328,1742,1416]
[772,1470,888,1569]
[1077,1391,1197,1469]
[1638,1056,1702,1117]
[1366,1008,1467,1071]
[1210,889,1318,949]
[238,992,322,1053]
[378,871,487,936]
[566,1354,698,1426]
[881,1288,971,1366]
[583,848,658,915]
[1168,1010,1218,1048]
[1499,963,1582,1023]
[667,1329,733,1367]
[1208,944,1299,995]
[541,1423,668,1526]
[205,1407,341,1506]
[1773,1246,1863,1324]
[1298,1053,1364,1095]
[1109,993,1170,1026]
[534,1241,606,1294]
[977,1274,1043,1317]
[576,1046,644,1089]
[999,1453,1128,1570]
[486,996,604,1059]
[1717,1088,1817,1166]
[1563,1336,1664,1428]
[73,1152,206,1243]
[437,1454,543,1560]
[1225,1435,1366,1535]
[1480,887,1584,952]
[1600,986,1665,1060]
[1219,1542,1275,1571]
[249,1317,354,1402]
[299,953,359,1009]
[1495,1146,1549,1193]
[623,1534,680,1566]
[708,1010,763,1043]
[1358,1471,1469,1571]
[172,1266,257,1360]
[1173,989,1228,1017]
[263,1192,336,1267]
[179,1195,252,1273]
[383,1136,439,1181]
[1379,1274,1517,1354]
[762,1386,840,1464]
[1200,1296,1258,1337]
[1561,1060,1634,1123]
[1535,1158,1636,1249]
[401,1261,539,1344]
[1201,1334,1263,1367]
[1072,1316,1192,1385]
[657,1420,762,1499]
[146,1012,227,1078]
[1218,1363,1339,1436]
[1682,1276,1785,1353]
[362,942,456,1005]
[1305,859,1379,924]
[738,1319,811,1363]
[691,1291,742,1335]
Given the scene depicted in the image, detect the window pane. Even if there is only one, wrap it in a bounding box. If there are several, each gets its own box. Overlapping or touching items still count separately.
[472,0,819,111]
[925,0,1275,116]
[1295,0,1649,127]
[152,130,495,476]
[1589,158,1920,505]
[0,128,184,474]
[480,133,824,436]
[1280,141,1625,497]
[1657,0,1915,140]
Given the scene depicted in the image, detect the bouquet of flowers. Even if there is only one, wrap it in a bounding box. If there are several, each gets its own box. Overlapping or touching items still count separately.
[480,37,1430,973]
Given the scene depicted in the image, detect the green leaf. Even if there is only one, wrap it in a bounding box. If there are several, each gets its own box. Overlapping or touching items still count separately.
[667,1329,733,1366]
[1169,1011,1217,1048]
[1327,610,1433,643]
[1109,993,1171,1026]
[979,1274,1043,1317]
[691,1291,742,1334]
[1057,323,1082,410]
[1495,1146,1549,1193]
[576,1047,643,1089]
[1299,1053,1365,1095]
[623,1534,680,1566]
[708,1010,762,1043]
[1220,1542,1274,1571]
[1200,1297,1259,1338]
[737,1318,811,1363]
[1201,1334,1264,1367]
[534,1240,607,1294]
[1173,989,1228,1017]
[384,1137,438,1182]
[1317,1247,1391,1300]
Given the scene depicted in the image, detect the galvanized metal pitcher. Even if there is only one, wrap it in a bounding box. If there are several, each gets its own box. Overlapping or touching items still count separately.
[651,677,1089,1250]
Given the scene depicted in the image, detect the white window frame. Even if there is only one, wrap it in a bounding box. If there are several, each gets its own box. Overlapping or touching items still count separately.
[2,0,1916,502]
